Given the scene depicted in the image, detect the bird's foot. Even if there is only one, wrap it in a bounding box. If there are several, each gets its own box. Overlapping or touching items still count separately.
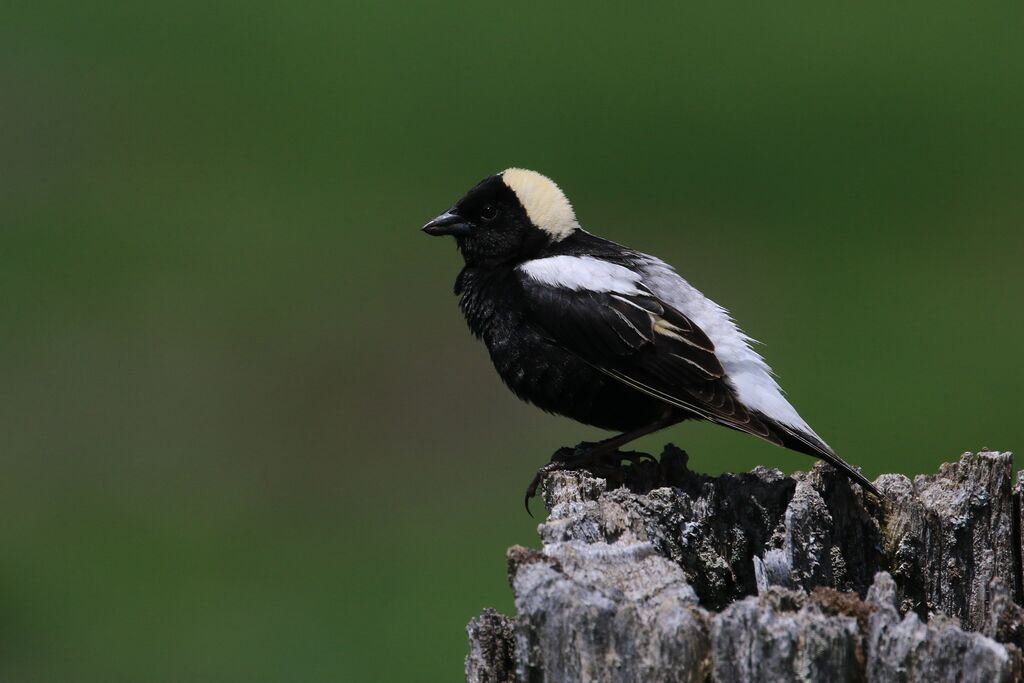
[522,445,588,516]
[523,443,656,516]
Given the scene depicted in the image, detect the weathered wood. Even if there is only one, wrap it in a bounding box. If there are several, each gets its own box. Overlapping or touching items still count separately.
[466,448,1022,682]
[465,608,517,683]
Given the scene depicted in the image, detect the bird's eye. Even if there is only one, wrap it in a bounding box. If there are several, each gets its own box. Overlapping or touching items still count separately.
[480,204,498,221]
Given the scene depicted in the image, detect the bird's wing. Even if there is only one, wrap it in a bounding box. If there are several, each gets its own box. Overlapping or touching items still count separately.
[517,253,878,495]
[516,256,781,441]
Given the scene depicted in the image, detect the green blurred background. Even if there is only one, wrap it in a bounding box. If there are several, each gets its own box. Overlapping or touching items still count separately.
[3,1,1022,680]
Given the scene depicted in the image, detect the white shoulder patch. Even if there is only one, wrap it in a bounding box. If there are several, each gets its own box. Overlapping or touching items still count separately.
[519,255,642,294]
[501,168,579,240]
[637,256,822,437]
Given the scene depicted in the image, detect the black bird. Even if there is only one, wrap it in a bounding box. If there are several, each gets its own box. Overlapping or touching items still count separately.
[423,168,876,510]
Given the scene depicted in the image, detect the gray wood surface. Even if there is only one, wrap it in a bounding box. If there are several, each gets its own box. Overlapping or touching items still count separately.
[465,448,1022,682]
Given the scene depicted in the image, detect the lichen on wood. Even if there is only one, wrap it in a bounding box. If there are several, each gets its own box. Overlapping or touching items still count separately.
[466,448,1022,682]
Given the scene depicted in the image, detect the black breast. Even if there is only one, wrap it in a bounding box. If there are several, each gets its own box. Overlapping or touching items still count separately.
[454,266,667,433]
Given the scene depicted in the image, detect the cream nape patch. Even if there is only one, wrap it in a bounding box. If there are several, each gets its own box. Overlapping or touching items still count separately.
[501,168,579,240]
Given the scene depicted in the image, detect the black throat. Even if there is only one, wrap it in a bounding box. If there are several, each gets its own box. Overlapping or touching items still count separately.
[455,223,554,269]
[454,265,524,342]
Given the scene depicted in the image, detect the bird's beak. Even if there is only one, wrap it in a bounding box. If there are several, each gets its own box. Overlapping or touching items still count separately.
[422,211,472,237]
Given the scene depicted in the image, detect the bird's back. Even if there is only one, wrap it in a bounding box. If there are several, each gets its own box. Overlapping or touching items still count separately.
[533,230,876,489]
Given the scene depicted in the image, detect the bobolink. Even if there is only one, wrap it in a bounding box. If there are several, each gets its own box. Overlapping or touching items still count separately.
[423,168,874,510]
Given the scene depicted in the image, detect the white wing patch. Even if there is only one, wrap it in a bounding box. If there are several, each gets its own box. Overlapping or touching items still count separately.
[637,256,819,436]
[519,255,642,294]
[520,251,826,442]
[501,168,579,240]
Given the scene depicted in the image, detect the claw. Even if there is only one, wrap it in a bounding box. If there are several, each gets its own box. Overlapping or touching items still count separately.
[523,442,662,517]
[524,469,543,517]
[523,459,568,517]
[618,451,656,465]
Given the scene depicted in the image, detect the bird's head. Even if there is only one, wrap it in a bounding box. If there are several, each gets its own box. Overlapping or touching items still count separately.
[422,168,579,266]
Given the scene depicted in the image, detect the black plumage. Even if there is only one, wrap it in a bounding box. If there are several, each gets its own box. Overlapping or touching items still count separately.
[424,169,876,505]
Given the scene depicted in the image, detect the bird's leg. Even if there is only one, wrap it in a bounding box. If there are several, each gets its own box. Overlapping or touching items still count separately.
[524,410,682,515]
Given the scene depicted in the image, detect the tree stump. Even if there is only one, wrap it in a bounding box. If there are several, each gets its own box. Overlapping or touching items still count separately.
[465,447,1023,682]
